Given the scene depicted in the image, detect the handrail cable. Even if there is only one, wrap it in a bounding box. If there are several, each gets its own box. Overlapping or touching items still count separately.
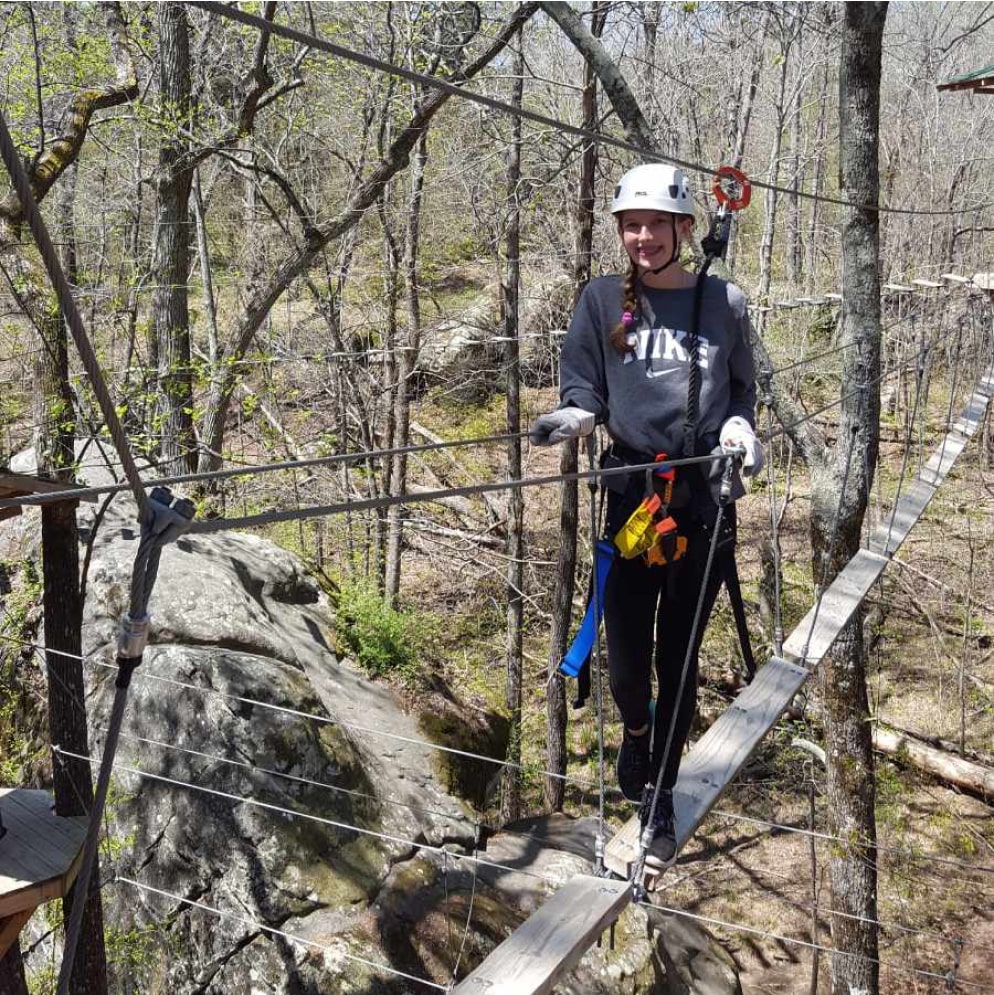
[116,877,447,991]
[0,441,729,511]
[11,626,994,878]
[54,748,558,887]
[634,900,994,992]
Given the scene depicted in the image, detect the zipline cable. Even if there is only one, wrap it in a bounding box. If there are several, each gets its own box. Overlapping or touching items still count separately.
[187,0,992,219]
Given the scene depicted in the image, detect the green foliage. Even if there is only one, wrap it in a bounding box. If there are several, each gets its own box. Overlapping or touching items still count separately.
[0,559,44,783]
[335,577,433,680]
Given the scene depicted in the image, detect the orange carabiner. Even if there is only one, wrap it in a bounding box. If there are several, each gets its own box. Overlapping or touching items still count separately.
[712,165,751,212]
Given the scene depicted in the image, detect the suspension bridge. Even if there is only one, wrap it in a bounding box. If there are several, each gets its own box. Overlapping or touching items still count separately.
[2,5,994,994]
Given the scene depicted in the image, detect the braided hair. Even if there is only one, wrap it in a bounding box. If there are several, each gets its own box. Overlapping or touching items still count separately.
[610,258,640,354]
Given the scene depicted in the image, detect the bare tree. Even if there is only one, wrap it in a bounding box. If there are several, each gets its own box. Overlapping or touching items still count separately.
[815,7,887,992]
[151,1,195,474]
[0,6,138,992]
[500,29,526,826]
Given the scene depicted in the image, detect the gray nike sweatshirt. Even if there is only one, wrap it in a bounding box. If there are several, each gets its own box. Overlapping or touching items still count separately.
[559,274,757,458]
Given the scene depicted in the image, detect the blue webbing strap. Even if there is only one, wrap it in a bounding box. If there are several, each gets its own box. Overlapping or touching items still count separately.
[560,539,615,678]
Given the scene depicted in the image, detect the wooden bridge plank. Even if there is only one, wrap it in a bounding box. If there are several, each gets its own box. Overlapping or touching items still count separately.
[460,368,994,989]
[604,658,809,878]
[868,478,936,557]
[781,549,889,666]
[450,875,630,995]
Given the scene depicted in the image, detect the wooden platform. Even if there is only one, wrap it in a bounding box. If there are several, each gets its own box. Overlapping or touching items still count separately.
[604,658,809,878]
[449,874,630,994]
[0,788,87,956]
[0,473,92,522]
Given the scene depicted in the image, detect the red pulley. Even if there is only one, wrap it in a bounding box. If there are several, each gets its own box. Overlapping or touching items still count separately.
[712,165,751,212]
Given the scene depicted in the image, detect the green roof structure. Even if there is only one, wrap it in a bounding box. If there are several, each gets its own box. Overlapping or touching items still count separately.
[938,63,994,93]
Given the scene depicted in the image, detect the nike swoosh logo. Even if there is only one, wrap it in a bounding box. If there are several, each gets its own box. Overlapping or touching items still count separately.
[646,368,680,379]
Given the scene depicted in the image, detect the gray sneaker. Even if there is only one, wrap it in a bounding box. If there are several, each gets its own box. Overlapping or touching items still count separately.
[643,788,676,869]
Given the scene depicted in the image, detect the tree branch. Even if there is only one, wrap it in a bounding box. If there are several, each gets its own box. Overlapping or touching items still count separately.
[0,2,138,227]
[539,0,656,152]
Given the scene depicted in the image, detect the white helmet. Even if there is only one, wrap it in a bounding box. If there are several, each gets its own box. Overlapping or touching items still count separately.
[611,163,695,217]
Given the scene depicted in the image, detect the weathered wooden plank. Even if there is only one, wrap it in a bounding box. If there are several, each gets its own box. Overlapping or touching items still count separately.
[919,432,967,486]
[954,389,991,437]
[604,658,810,878]
[0,789,86,919]
[868,478,936,557]
[450,875,630,995]
[782,549,889,665]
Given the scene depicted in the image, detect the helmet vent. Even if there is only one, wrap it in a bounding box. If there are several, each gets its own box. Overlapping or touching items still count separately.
[668,185,679,198]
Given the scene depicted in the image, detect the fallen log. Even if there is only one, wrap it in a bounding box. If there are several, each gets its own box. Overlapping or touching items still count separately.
[873,723,994,801]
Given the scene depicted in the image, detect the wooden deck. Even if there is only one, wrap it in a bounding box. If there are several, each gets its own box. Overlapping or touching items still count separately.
[449,875,630,994]
[0,788,87,938]
[0,473,93,522]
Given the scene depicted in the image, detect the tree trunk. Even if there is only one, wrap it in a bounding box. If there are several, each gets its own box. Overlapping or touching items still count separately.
[35,325,108,995]
[817,6,887,994]
[151,1,195,474]
[500,34,525,826]
[540,1,655,151]
[0,942,29,995]
[548,2,605,811]
[757,40,789,308]
[806,36,832,295]
[788,27,804,288]
[725,12,767,274]
[545,441,578,811]
[873,724,994,799]
[385,120,428,605]
[571,3,606,302]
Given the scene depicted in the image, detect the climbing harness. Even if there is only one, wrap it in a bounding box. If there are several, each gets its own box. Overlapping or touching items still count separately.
[614,455,687,566]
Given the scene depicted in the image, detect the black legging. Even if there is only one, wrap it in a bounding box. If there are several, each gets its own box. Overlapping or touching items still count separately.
[603,500,729,790]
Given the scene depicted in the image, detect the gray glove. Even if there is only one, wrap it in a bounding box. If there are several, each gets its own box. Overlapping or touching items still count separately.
[529,407,596,446]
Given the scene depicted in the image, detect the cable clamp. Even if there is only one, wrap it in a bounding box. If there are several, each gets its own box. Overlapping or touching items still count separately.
[117,611,150,660]
[144,485,196,543]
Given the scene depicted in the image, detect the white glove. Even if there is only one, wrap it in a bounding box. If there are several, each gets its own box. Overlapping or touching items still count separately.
[720,416,764,477]
[529,407,596,446]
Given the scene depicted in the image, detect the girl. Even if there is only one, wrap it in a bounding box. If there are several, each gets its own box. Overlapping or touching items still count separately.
[530,163,761,867]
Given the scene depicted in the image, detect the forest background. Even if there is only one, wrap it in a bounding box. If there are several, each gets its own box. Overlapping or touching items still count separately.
[1,2,994,994]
